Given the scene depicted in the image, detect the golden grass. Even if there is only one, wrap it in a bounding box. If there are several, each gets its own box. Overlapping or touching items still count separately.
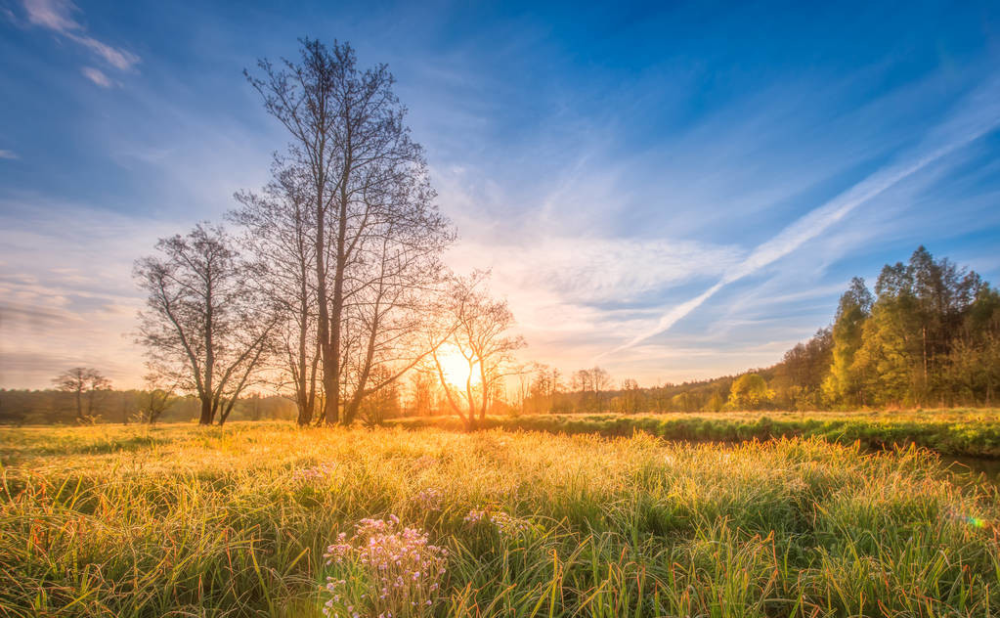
[1,422,998,617]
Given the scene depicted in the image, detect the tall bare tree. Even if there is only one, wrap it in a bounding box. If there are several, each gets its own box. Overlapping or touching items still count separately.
[53,367,111,423]
[432,273,525,430]
[231,160,322,425]
[246,38,452,425]
[134,224,275,426]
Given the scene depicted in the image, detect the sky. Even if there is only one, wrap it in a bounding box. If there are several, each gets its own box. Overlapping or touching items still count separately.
[1,0,999,390]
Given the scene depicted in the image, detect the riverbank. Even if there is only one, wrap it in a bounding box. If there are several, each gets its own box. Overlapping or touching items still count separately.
[391,409,1000,458]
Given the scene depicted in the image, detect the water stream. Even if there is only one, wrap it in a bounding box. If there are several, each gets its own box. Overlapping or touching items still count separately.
[941,456,1000,486]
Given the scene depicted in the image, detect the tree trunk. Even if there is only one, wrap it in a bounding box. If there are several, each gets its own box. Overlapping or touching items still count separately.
[297,399,312,426]
[199,395,214,425]
[324,177,350,426]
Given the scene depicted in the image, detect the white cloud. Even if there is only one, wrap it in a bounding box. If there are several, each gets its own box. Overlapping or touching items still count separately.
[610,76,1000,355]
[21,0,140,72]
[21,0,78,31]
[68,32,140,70]
[448,235,742,305]
[0,150,18,160]
[81,66,114,88]
[435,158,751,381]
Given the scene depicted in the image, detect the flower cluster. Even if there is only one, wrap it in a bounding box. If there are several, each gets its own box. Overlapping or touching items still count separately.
[322,515,448,618]
[411,488,442,512]
[291,462,336,483]
[462,509,487,525]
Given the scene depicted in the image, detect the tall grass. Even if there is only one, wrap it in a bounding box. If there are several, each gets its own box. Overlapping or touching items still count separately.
[1,422,998,616]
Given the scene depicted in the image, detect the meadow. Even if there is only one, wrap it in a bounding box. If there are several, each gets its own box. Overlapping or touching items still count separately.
[2,421,999,617]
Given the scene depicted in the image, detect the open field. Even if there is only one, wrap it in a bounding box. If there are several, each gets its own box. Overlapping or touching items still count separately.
[393,410,1000,458]
[2,422,1000,617]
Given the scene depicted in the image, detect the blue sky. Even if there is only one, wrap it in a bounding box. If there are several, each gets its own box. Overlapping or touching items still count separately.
[1,0,999,388]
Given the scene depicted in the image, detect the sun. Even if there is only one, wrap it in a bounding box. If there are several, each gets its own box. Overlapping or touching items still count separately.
[436,348,479,387]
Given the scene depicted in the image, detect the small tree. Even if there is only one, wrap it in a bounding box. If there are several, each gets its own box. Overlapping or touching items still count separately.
[138,373,177,424]
[53,367,111,423]
[134,224,276,426]
[407,367,440,416]
[432,273,525,430]
[727,373,774,410]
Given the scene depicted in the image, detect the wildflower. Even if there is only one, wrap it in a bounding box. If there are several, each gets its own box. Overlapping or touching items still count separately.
[291,462,336,483]
[411,488,442,511]
[463,509,487,524]
[321,516,447,618]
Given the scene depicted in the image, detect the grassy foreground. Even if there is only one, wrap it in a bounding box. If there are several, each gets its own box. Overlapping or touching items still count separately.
[393,409,1000,458]
[1,423,999,617]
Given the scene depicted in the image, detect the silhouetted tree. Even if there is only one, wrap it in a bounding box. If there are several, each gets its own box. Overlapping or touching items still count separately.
[52,367,111,423]
[231,161,322,425]
[432,273,525,430]
[138,373,177,424]
[246,39,452,426]
[134,224,276,425]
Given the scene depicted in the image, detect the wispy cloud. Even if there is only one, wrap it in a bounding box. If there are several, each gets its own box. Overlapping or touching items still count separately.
[81,66,114,88]
[20,0,140,72]
[0,150,18,160]
[0,196,173,388]
[609,77,1000,356]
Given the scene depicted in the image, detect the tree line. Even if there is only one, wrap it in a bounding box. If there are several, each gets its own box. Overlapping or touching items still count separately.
[0,367,297,425]
[4,245,996,424]
[517,246,1000,413]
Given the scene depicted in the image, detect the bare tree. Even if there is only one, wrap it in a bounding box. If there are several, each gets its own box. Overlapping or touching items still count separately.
[246,38,452,425]
[53,367,111,423]
[338,198,452,425]
[138,373,177,424]
[357,365,401,426]
[572,366,612,412]
[134,224,276,426]
[431,273,525,430]
[231,160,322,425]
[407,366,440,416]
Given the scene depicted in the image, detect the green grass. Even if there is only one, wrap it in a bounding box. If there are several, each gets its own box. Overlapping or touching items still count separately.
[392,409,1000,458]
[1,422,999,617]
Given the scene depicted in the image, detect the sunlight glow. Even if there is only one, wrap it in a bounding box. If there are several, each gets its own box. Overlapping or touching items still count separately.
[436,349,479,388]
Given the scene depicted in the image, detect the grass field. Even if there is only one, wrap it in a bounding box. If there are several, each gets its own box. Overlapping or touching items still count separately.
[2,421,1000,617]
[393,409,1000,458]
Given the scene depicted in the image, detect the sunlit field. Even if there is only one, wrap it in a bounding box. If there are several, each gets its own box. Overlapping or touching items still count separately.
[2,422,999,617]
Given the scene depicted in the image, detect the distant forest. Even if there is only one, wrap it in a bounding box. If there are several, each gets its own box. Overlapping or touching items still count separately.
[523,244,998,415]
[1,245,997,425]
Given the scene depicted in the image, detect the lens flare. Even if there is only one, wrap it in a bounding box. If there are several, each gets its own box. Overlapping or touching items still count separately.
[962,515,986,528]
